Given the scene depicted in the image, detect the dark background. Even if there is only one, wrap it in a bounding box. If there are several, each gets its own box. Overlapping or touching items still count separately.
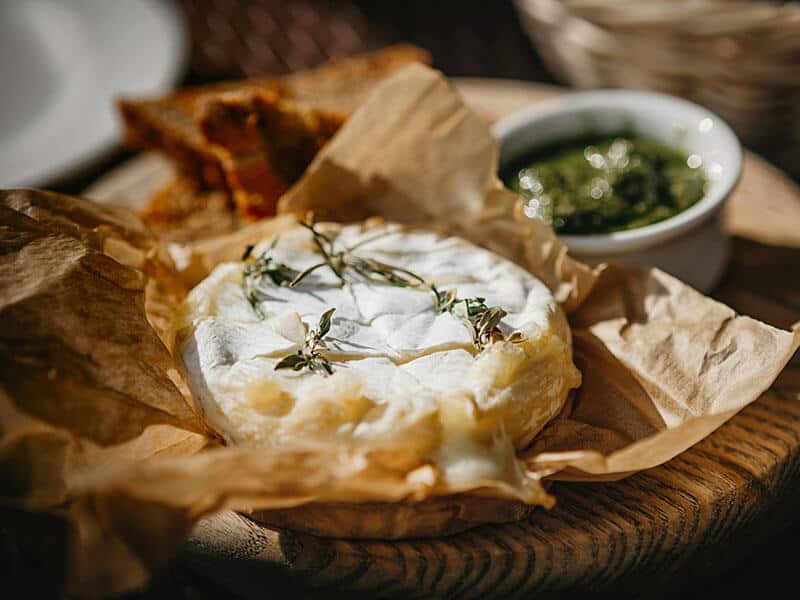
[55,0,556,197]
[180,0,553,82]
[39,1,800,598]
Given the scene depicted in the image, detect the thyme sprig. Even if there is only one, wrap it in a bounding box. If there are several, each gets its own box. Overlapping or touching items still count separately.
[242,239,299,315]
[474,306,509,350]
[246,215,525,357]
[289,215,426,289]
[274,308,335,375]
[431,285,521,350]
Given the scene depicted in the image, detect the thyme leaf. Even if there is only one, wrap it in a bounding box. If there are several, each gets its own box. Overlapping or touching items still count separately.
[247,216,525,352]
[242,238,300,316]
[289,214,424,288]
[348,256,426,287]
[275,308,335,375]
[507,331,526,344]
[431,284,524,350]
[474,306,508,350]
[431,284,458,313]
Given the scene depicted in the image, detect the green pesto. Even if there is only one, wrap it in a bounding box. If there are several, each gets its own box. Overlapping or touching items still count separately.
[501,134,707,234]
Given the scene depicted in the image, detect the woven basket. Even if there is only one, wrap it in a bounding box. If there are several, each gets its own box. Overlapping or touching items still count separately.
[514,0,800,176]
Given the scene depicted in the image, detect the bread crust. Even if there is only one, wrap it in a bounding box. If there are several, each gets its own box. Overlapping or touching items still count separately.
[118,45,431,222]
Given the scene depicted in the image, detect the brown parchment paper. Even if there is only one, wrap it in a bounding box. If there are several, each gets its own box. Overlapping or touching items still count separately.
[1,65,799,597]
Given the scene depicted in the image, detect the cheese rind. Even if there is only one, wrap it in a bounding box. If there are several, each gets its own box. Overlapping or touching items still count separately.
[178,222,580,494]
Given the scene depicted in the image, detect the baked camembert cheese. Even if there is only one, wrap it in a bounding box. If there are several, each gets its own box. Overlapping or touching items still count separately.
[177,220,580,500]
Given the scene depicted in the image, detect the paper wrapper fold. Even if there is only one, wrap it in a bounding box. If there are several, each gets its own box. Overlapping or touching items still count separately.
[1,66,798,597]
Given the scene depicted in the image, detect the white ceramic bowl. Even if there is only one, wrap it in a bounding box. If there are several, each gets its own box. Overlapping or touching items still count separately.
[492,90,742,292]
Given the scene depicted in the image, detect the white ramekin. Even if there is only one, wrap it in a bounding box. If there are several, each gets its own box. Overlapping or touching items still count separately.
[492,90,742,292]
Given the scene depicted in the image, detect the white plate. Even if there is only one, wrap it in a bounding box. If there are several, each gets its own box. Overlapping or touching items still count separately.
[0,0,187,187]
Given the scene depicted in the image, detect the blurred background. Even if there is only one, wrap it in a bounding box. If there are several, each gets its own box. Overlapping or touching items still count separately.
[2,0,798,191]
[177,0,800,177]
[178,0,550,81]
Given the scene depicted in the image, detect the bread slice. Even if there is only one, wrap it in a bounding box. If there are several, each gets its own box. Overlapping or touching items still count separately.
[197,89,346,219]
[118,45,431,220]
[199,45,430,218]
[119,81,259,191]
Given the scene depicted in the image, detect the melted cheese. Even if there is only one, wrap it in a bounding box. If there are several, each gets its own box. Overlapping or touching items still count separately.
[178,222,581,491]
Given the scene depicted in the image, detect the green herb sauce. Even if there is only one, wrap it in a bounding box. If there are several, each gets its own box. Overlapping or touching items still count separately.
[501,134,707,234]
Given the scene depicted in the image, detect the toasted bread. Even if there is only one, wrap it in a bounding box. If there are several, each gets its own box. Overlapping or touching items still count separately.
[119,45,431,222]
[198,89,346,218]
[119,80,262,190]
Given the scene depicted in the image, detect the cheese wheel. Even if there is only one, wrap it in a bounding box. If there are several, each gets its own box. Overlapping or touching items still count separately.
[177,222,580,492]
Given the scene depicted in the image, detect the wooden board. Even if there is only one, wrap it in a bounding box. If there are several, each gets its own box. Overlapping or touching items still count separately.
[88,79,800,598]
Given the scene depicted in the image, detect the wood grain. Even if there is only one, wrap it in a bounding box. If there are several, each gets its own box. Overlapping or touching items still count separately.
[177,379,800,598]
[91,79,800,598]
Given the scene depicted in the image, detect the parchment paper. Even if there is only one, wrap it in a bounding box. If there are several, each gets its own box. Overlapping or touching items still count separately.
[1,66,798,597]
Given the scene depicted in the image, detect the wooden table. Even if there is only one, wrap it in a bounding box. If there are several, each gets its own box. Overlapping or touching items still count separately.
[85,79,800,599]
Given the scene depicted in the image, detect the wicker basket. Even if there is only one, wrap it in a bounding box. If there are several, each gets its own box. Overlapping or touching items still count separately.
[514,0,800,176]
